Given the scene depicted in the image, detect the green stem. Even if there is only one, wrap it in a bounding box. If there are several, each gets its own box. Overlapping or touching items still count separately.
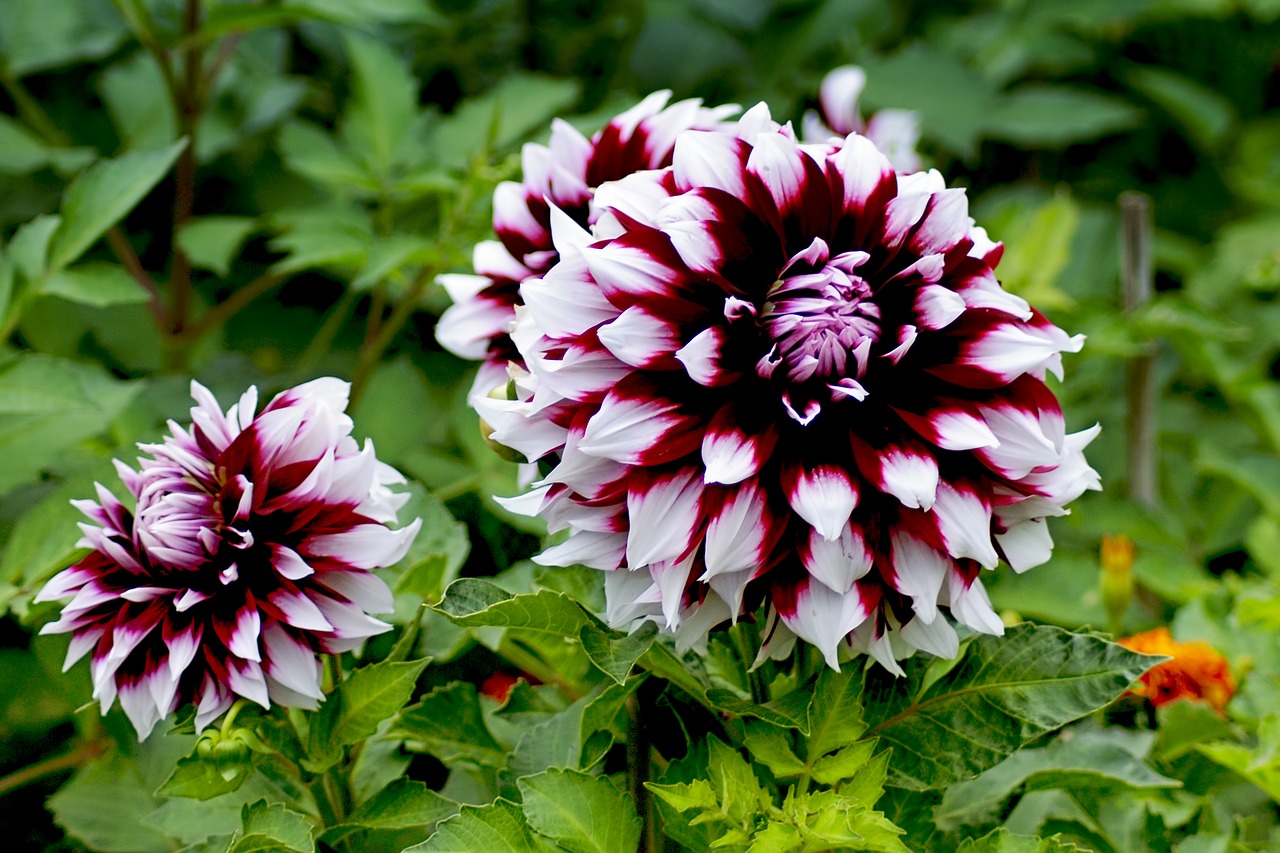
[0,738,106,798]
[433,474,480,503]
[0,70,69,145]
[498,639,584,701]
[626,693,656,853]
[178,270,287,342]
[293,288,359,380]
[165,0,204,341]
[348,266,435,410]
[220,698,250,738]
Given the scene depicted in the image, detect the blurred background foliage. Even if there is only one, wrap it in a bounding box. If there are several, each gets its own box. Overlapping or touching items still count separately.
[3,0,1280,849]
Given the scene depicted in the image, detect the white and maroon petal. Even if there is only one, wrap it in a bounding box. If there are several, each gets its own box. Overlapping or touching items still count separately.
[227,658,271,708]
[436,296,516,360]
[578,389,702,465]
[818,66,866,137]
[781,463,859,541]
[164,621,203,682]
[305,519,421,571]
[864,109,921,173]
[852,436,939,511]
[625,468,704,568]
[675,326,739,387]
[888,530,950,623]
[828,134,896,228]
[995,518,1054,573]
[931,482,999,569]
[533,530,627,571]
[492,181,544,248]
[214,601,263,662]
[318,570,394,614]
[266,586,334,633]
[909,188,970,256]
[701,405,777,486]
[119,678,167,740]
[673,130,750,196]
[262,623,324,702]
[313,597,393,649]
[521,260,619,339]
[913,284,966,330]
[898,613,959,659]
[799,522,873,594]
[195,675,234,730]
[701,479,775,578]
[597,304,682,368]
[473,239,533,282]
[62,626,105,671]
[892,402,999,452]
[777,578,871,669]
[974,400,1061,479]
[947,572,1004,635]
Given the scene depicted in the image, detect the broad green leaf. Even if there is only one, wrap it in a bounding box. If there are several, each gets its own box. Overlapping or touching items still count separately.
[983,85,1144,147]
[1152,701,1237,761]
[862,624,1157,790]
[429,74,582,169]
[1123,65,1235,151]
[228,801,314,853]
[41,263,150,307]
[508,678,639,777]
[518,769,641,853]
[1197,716,1280,803]
[9,215,62,283]
[991,192,1080,311]
[178,217,258,277]
[580,621,657,684]
[142,775,287,846]
[0,0,127,77]
[936,734,1180,830]
[351,234,436,290]
[806,666,867,757]
[0,353,143,493]
[308,657,429,769]
[435,578,598,637]
[47,140,187,271]
[0,471,103,591]
[342,33,418,176]
[323,778,456,842]
[393,682,508,767]
[0,114,94,175]
[156,752,254,801]
[388,486,469,601]
[811,740,878,788]
[276,122,377,189]
[707,685,811,733]
[742,722,806,778]
[1197,449,1280,518]
[957,828,1087,852]
[47,750,170,853]
[406,799,546,853]
[97,51,177,151]
[295,0,441,23]
[191,4,340,44]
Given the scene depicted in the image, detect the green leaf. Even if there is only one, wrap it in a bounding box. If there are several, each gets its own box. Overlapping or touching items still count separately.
[706,685,812,732]
[862,624,1157,790]
[990,192,1080,311]
[228,801,314,853]
[983,85,1144,147]
[9,214,62,283]
[742,722,807,778]
[276,122,376,189]
[41,263,150,307]
[97,51,177,151]
[178,217,258,277]
[0,0,127,77]
[0,353,143,494]
[936,732,1181,830]
[393,681,508,767]
[323,778,456,842]
[341,33,418,176]
[307,657,429,770]
[435,577,599,637]
[47,140,187,271]
[1123,65,1235,151]
[156,752,254,801]
[811,740,878,788]
[429,74,582,169]
[406,799,547,853]
[580,621,657,684]
[956,827,1088,852]
[648,778,718,813]
[518,769,641,853]
[351,234,436,290]
[0,114,94,176]
[508,678,639,777]
[806,666,867,757]
[47,750,170,853]
[1152,701,1238,761]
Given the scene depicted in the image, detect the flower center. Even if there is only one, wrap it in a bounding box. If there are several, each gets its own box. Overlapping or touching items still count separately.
[758,241,880,384]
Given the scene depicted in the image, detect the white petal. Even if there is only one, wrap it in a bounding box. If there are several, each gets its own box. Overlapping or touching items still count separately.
[996,518,1054,573]
[625,468,704,568]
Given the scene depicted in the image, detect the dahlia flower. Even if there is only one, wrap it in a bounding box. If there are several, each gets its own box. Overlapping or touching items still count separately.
[435,90,738,397]
[1120,628,1236,714]
[802,66,922,174]
[36,378,421,738]
[479,104,1099,671]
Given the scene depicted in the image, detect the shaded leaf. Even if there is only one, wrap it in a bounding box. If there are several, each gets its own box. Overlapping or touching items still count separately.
[406,799,546,853]
[41,263,150,307]
[228,800,314,853]
[983,85,1144,147]
[518,769,641,853]
[178,217,258,277]
[580,621,657,684]
[393,682,508,767]
[307,658,429,770]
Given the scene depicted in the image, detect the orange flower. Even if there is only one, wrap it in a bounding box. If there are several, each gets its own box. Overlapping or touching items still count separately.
[1119,627,1236,714]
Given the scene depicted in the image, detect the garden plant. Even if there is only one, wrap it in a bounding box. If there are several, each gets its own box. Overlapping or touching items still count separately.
[2,1,1280,851]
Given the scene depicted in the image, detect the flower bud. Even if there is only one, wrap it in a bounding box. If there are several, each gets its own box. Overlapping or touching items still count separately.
[1100,534,1135,633]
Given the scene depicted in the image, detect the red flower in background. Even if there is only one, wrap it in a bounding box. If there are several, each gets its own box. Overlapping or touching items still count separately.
[37,379,420,737]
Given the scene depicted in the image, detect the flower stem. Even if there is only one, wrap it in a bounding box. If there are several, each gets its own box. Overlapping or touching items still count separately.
[0,738,106,798]
[1120,192,1157,508]
[348,266,435,410]
[626,693,657,852]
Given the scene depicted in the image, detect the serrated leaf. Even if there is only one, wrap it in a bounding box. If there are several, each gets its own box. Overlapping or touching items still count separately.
[322,778,456,843]
[393,682,508,767]
[41,263,150,307]
[707,686,811,733]
[435,578,598,637]
[156,753,253,801]
[48,140,187,271]
[509,678,639,777]
[308,658,428,769]
[47,750,170,853]
[983,85,1144,147]
[811,740,877,787]
[518,769,641,853]
[406,799,545,852]
[276,122,376,189]
[428,74,582,169]
[956,827,1088,852]
[648,778,718,813]
[742,723,806,778]
[341,33,417,176]
[580,621,657,684]
[806,666,867,757]
[863,624,1157,791]
[178,217,258,277]
[351,234,435,290]
[229,801,314,853]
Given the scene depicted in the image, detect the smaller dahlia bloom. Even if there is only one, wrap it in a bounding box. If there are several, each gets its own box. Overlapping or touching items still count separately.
[1120,628,1236,714]
[36,378,421,738]
[802,66,922,173]
[479,103,1099,672]
[435,90,739,397]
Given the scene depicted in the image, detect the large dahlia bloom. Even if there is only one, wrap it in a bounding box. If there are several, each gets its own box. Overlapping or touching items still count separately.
[481,106,1099,671]
[36,378,421,738]
[802,66,922,174]
[435,90,738,396]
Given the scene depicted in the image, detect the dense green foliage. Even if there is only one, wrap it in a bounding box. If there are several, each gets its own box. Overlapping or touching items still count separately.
[3,0,1280,850]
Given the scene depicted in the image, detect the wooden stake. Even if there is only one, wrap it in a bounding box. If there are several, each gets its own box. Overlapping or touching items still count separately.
[1120,192,1157,508]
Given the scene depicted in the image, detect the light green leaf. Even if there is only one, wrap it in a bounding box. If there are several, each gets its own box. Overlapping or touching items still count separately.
[276,122,377,189]
[341,33,418,176]
[294,0,441,23]
[351,234,436,290]
[435,577,599,637]
[393,682,508,767]
[983,85,1144,147]
[41,263,150,307]
[0,0,127,77]
[192,4,340,44]
[48,140,187,272]
[323,778,456,842]
[228,801,314,853]
[991,192,1080,311]
[707,685,811,733]
[307,657,429,770]
[508,679,639,777]
[937,733,1180,830]
[156,752,254,801]
[862,624,1157,791]
[1123,65,1235,150]
[956,828,1088,852]
[9,215,62,283]
[647,778,718,813]
[178,217,258,277]
[811,740,878,788]
[806,666,867,758]
[391,485,470,602]
[742,722,806,779]
[97,51,177,151]
[0,114,94,175]
[429,74,582,169]
[580,621,657,684]
[518,769,641,853]
[406,799,547,853]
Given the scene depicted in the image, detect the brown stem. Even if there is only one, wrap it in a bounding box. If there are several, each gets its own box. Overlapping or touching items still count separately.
[178,270,287,342]
[167,0,204,339]
[106,226,167,326]
[0,71,69,146]
[203,32,244,92]
[0,738,106,798]
[1120,192,1157,508]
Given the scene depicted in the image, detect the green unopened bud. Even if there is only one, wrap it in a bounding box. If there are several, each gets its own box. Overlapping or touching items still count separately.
[480,380,526,463]
[1100,533,1135,634]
